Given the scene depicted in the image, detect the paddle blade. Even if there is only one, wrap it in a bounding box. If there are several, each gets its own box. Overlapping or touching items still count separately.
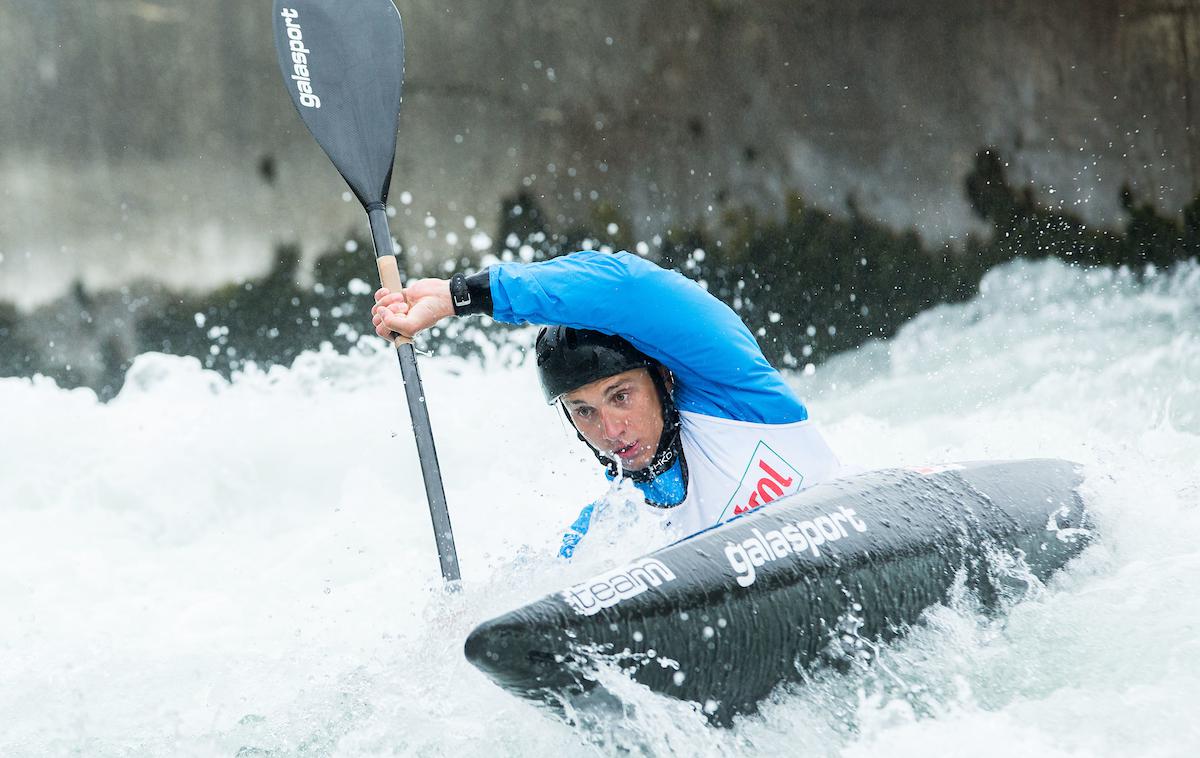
[272,0,404,207]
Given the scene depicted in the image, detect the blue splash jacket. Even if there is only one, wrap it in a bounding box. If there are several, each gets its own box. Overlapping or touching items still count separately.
[487,251,811,556]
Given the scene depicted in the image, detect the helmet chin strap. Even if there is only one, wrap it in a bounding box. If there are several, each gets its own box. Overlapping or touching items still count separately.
[560,369,684,485]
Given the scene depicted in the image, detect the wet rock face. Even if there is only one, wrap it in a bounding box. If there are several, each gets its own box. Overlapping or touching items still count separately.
[0,0,1196,305]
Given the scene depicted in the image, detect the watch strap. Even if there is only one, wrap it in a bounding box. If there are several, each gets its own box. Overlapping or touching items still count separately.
[451,268,494,316]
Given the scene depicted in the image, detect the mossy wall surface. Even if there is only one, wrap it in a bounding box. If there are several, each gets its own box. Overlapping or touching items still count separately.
[2,151,1196,400]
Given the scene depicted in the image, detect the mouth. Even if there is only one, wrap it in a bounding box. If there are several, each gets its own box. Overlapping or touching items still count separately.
[612,441,641,462]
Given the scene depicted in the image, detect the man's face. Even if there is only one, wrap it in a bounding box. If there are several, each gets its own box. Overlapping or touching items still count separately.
[562,368,664,472]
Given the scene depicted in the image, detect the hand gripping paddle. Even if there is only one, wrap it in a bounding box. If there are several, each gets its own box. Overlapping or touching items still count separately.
[272,0,461,585]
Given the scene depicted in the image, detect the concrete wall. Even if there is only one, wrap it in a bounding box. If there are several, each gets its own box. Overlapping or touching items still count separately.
[1,0,1196,308]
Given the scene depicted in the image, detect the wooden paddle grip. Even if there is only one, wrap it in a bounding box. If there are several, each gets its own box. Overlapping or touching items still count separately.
[377,254,413,346]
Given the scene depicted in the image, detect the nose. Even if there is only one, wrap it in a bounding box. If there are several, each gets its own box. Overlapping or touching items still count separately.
[599,408,626,442]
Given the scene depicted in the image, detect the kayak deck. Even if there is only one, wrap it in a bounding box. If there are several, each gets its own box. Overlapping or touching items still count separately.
[464,459,1093,723]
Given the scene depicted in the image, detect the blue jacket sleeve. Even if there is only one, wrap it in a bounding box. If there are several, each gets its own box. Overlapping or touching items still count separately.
[558,501,597,559]
[489,250,808,423]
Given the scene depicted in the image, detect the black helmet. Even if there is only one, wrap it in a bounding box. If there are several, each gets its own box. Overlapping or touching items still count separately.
[535,326,658,404]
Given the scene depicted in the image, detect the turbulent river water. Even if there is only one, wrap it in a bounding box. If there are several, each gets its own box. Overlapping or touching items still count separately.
[2,257,1198,756]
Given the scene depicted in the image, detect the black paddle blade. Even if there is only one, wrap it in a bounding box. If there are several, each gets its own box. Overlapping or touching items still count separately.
[272,0,404,208]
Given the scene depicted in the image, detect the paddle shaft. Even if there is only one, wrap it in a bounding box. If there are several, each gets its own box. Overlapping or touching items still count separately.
[271,0,461,587]
[368,206,461,584]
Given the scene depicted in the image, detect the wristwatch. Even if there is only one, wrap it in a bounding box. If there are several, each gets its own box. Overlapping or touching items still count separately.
[450,273,472,311]
[450,269,494,316]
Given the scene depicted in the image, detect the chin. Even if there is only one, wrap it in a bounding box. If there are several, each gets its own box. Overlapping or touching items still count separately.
[629,455,656,472]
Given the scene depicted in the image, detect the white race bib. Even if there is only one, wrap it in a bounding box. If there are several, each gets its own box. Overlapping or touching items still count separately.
[667,411,842,537]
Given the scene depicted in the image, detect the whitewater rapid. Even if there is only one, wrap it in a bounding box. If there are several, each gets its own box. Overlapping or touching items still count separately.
[2,258,1197,756]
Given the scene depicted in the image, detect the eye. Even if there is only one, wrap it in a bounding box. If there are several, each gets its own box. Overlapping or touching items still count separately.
[613,391,629,404]
[572,406,593,420]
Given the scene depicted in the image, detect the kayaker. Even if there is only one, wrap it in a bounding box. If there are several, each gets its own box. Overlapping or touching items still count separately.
[370,250,841,556]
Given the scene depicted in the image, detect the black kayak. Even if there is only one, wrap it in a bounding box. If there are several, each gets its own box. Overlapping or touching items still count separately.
[464,459,1092,723]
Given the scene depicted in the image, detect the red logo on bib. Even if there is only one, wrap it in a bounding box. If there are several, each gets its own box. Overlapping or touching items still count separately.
[724,442,805,518]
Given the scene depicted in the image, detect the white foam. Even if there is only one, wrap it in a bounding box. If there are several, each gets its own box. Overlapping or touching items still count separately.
[1,258,1197,754]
